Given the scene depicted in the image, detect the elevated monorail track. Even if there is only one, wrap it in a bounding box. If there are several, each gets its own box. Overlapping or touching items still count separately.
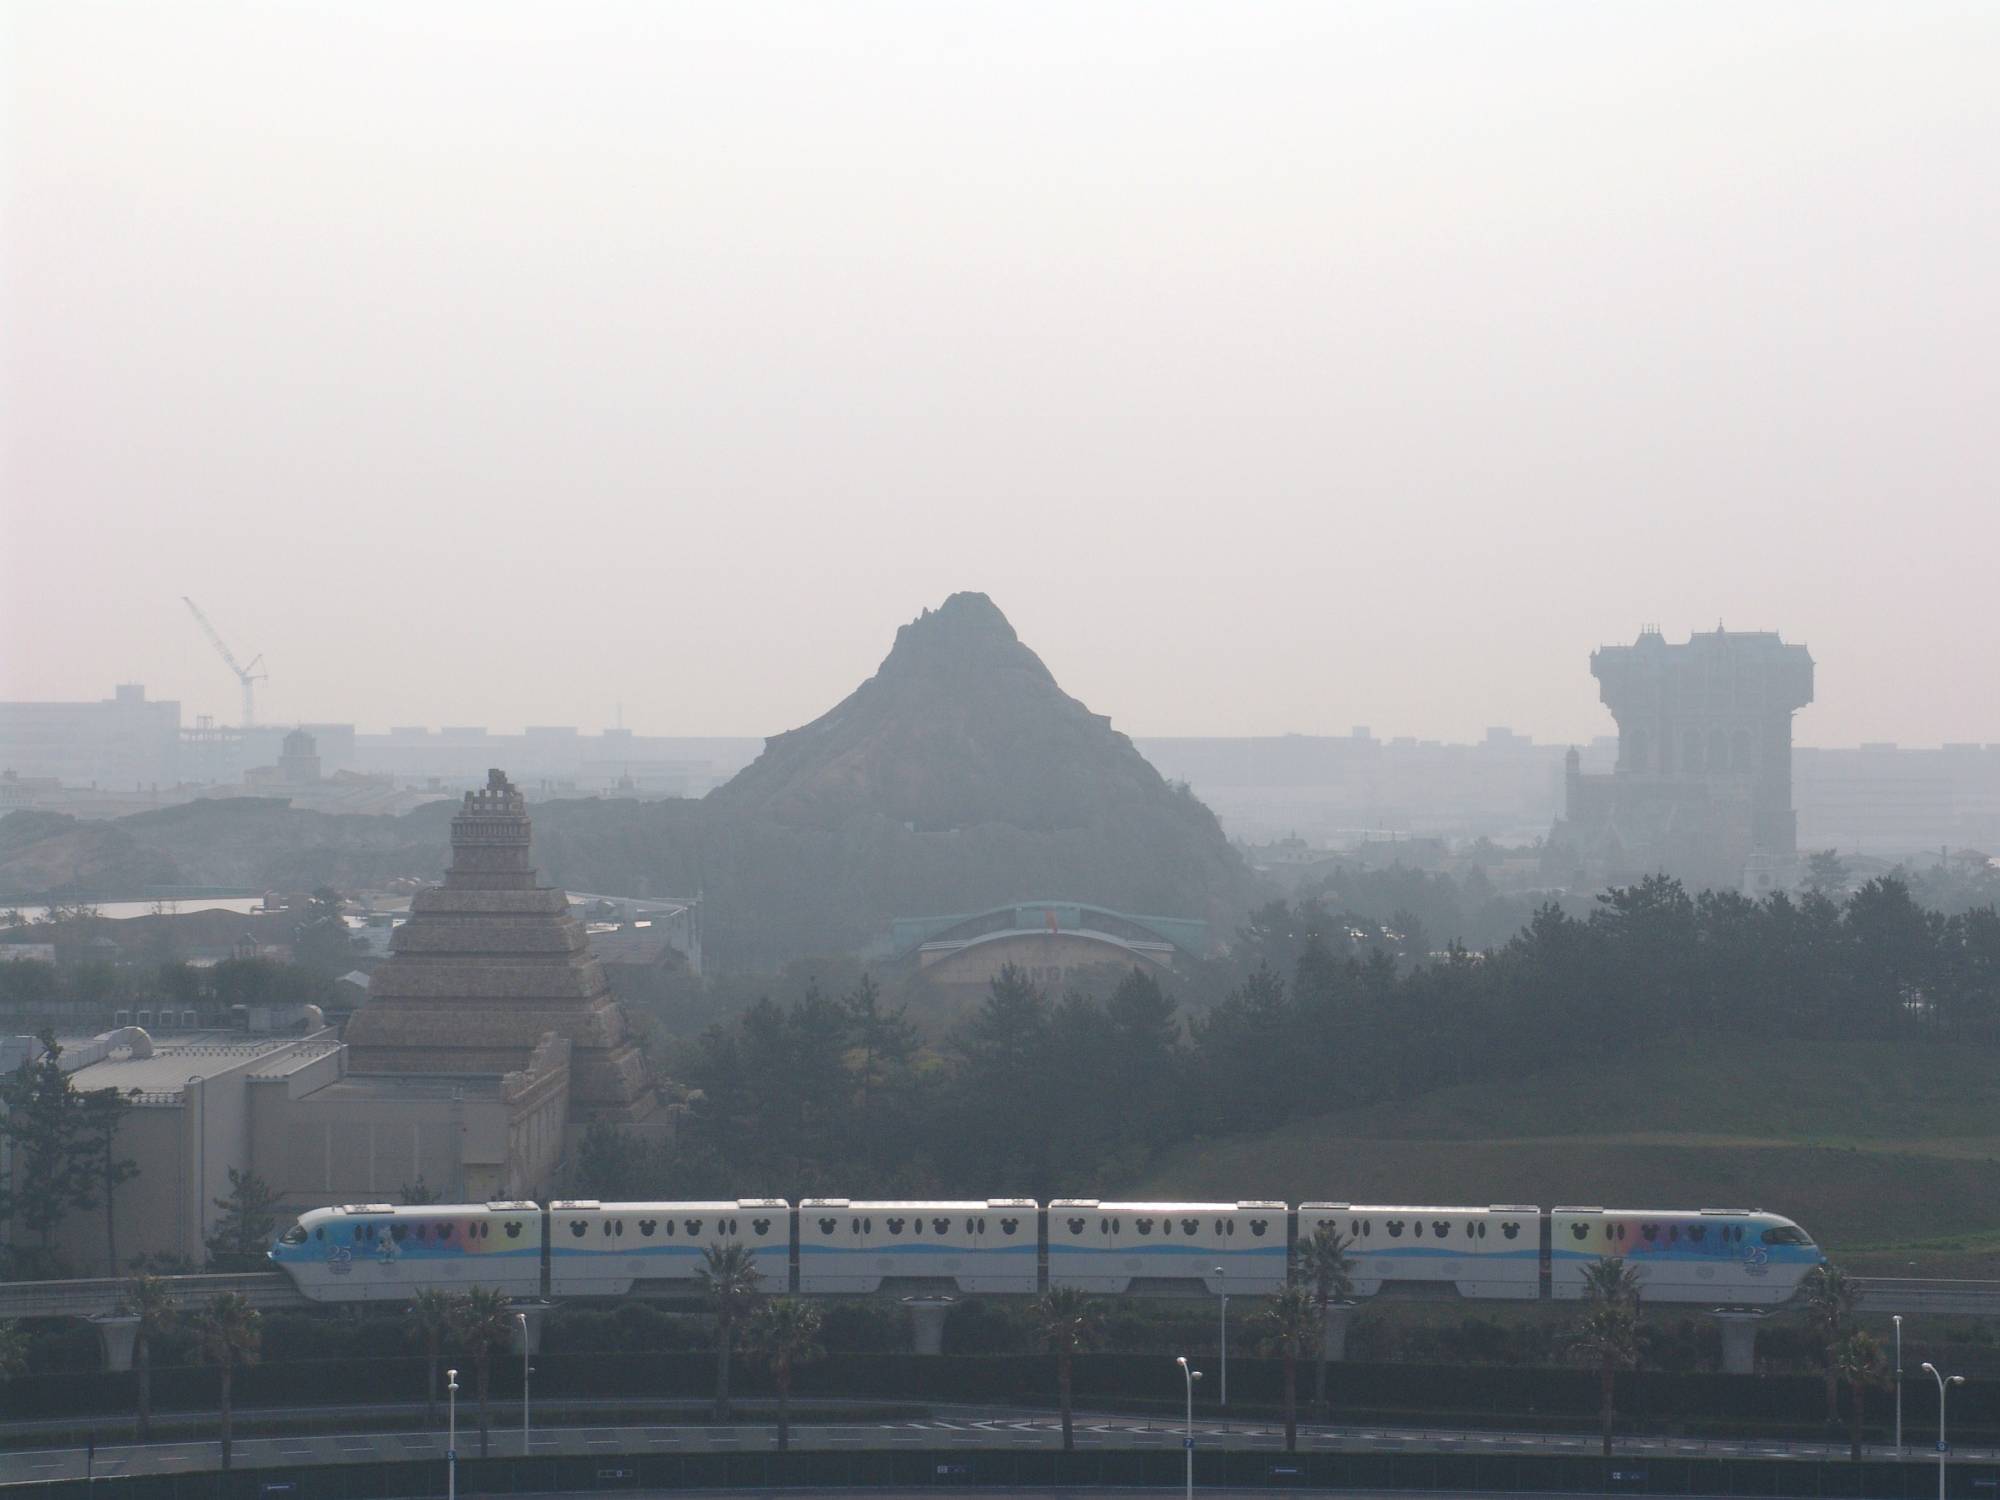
[0,1270,1991,1323]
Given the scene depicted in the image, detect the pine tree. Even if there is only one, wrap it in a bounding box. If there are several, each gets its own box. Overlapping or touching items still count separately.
[0,1031,95,1276]
[205,1168,279,1270]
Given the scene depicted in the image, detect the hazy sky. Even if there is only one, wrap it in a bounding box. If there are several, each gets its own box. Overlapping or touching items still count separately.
[4,2,1995,746]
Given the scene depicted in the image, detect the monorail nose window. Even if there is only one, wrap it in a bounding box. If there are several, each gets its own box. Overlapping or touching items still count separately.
[280,1223,308,1246]
[1762,1225,1813,1246]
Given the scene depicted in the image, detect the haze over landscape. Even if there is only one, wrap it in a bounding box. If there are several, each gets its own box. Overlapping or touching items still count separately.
[5,1,1997,743]
[7,5,2000,1486]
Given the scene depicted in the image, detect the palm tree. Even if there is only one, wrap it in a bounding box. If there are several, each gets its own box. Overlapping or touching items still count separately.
[1804,1265,1858,1427]
[1030,1285,1106,1452]
[1295,1224,1354,1421]
[449,1287,518,1459]
[123,1276,178,1441]
[1831,1330,1886,1461]
[1253,1283,1321,1452]
[190,1292,262,1471]
[406,1289,456,1423]
[1568,1257,1642,1457]
[695,1242,763,1422]
[744,1298,824,1452]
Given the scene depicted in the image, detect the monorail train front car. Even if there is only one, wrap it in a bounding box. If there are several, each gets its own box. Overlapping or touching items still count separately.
[1550,1206,1822,1303]
[270,1201,545,1302]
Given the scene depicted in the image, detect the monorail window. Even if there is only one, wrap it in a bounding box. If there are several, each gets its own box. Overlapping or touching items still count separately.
[640,1221,656,1237]
[1413,1222,1424,1238]
[1669,1226,1680,1242]
[1387,1222,1404,1238]
[1762,1226,1811,1246]
[282,1224,307,1245]
[1225,1220,1234,1236]
[393,1224,408,1242]
[1572,1224,1589,1241]
[1688,1226,1705,1242]
[1502,1223,1518,1239]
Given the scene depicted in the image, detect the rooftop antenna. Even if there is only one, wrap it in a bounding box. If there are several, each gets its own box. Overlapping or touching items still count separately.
[182,597,267,728]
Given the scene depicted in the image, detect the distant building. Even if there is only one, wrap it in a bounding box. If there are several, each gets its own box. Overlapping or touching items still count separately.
[0,1023,572,1274]
[0,684,181,789]
[1551,627,1815,891]
[890,901,1205,998]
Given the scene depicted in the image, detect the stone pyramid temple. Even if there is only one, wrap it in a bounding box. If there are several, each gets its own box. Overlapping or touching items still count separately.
[344,769,657,1123]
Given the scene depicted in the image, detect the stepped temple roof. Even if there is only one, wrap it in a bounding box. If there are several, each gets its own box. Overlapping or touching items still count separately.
[343,769,657,1123]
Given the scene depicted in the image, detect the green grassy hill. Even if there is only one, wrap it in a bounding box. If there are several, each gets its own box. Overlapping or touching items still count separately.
[1132,1036,2000,1272]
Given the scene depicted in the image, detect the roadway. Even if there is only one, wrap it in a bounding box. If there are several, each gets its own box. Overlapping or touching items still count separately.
[6,1273,1999,1321]
[5,1407,1995,1485]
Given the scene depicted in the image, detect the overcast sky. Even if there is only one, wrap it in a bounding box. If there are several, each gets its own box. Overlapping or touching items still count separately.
[4,2,1995,746]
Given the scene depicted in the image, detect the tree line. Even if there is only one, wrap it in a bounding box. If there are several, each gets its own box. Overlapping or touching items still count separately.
[585,874,2000,1198]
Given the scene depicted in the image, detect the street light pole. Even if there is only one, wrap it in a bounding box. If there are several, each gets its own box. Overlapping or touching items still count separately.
[446,1368,459,1500]
[1921,1361,1965,1500]
[518,1312,530,1457]
[1176,1356,1203,1500]
[1213,1265,1228,1410]
[1894,1316,1903,1453]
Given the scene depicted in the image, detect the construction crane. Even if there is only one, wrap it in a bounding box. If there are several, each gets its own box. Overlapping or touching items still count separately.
[182,597,267,728]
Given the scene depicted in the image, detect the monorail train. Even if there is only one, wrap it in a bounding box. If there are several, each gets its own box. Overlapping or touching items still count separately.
[270,1198,1823,1306]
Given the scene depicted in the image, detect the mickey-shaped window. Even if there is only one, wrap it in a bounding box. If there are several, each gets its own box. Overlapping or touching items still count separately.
[1432,1221,1449,1239]
[570,1220,588,1238]
[1250,1220,1269,1238]
[1641,1224,1658,1243]
[1571,1223,1589,1241]
[818,1217,836,1235]
[1386,1220,1405,1238]
[753,1218,771,1236]
[1136,1218,1154,1235]
[392,1224,408,1242]
[931,1217,950,1235]
[685,1218,705,1237]
[1065,1217,1083,1235]
[887,1217,906,1235]
[1502,1222,1519,1239]
[1181,1218,1199,1236]
[639,1220,657,1237]
[1001,1218,1019,1236]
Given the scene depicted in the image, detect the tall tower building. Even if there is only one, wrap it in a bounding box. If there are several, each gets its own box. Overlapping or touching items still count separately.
[1555,628,1814,889]
[344,769,657,1122]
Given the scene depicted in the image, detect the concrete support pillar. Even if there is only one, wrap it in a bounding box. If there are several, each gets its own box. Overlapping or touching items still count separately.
[509,1300,554,1356]
[902,1296,957,1356]
[92,1314,141,1373]
[1713,1310,1765,1376]
[1321,1301,1355,1363]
